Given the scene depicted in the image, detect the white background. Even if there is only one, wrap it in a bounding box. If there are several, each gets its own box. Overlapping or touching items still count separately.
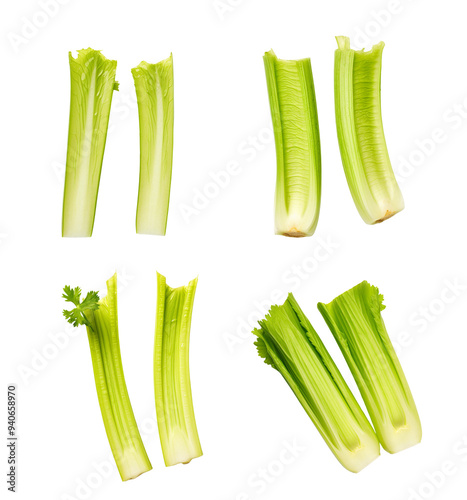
[2,0,467,499]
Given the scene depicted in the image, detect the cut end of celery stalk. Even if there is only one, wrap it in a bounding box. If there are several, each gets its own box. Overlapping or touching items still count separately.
[375,209,398,223]
[334,36,404,225]
[382,419,422,454]
[340,434,380,473]
[281,228,307,238]
[132,55,174,236]
[264,50,321,238]
[163,429,203,467]
[336,36,385,54]
[62,49,118,237]
[116,446,153,481]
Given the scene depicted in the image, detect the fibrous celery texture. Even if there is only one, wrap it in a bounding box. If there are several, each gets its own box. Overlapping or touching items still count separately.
[264,50,321,238]
[318,281,422,454]
[62,49,118,237]
[253,294,380,472]
[334,37,404,224]
[132,55,174,235]
[154,272,202,466]
[62,274,152,481]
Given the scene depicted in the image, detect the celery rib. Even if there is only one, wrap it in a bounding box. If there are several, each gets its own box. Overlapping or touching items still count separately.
[132,55,174,235]
[334,36,404,224]
[62,49,118,237]
[264,50,321,237]
[74,275,152,480]
[318,281,422,453]
[253,294,380,472]
[154,272,202,466]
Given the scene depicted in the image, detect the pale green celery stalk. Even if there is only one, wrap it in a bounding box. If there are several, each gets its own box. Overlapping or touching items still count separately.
[334,36,404,224]
[264,50,321,238]
[318,281,422,454]
[154,272,202,466]
[63,274,152,481]
[132,55,174,235]
[62,49,118,237]
[253,294,380,472]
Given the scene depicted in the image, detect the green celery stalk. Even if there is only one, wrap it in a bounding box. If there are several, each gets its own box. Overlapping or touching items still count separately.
[334,36,404,224]
[132,55,174,235]
[62,274,152,480]
[62,49,119,237]
[264,50,321,237]
[253,294,380,473]
[154,272,202,466]
[318,281,422,453]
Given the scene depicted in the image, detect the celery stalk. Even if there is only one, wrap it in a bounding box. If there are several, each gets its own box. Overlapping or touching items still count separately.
[318,281,422,453]
[264,50,321,237]
[62,49,118,237]
[154,272,202,466]
[334,37,404,224]
[132,55,174,235]
[253,294,380,472]
[62,274,152,480]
